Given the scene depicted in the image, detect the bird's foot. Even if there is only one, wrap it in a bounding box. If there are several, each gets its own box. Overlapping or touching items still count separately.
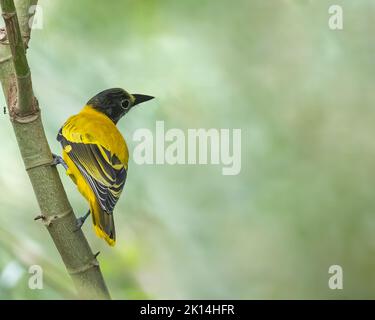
[73,210,91,232]
[51,153,68,170]
[74,217,85,232]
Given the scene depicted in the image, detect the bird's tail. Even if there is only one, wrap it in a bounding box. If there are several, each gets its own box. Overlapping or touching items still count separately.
[90,201,116,246]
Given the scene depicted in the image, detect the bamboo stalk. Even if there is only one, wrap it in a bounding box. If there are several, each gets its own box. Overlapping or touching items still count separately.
[0,0,110,299]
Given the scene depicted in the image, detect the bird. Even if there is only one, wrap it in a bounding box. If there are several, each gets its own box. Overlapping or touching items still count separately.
[54,88,154,246]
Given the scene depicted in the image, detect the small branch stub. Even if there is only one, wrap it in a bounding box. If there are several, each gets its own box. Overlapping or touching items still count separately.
[34,208,73,226]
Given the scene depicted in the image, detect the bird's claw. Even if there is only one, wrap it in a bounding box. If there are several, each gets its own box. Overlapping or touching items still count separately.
[51,153,61,166]
[73,210,90,232]
[51,153,68,170]
[73,217,85,232]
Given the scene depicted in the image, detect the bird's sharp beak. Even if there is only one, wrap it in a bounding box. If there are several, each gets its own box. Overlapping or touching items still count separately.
[132,94,154,106]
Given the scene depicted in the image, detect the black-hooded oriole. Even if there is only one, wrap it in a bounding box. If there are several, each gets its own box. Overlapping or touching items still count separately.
[55,88,154,246]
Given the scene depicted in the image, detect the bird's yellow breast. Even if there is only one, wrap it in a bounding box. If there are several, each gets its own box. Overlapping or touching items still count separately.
[61,105,129,166]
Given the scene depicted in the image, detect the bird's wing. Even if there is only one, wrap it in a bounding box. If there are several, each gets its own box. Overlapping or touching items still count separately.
[58,128,127,213]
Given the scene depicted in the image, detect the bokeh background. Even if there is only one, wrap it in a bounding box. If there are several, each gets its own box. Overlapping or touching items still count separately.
[0,0,374,299]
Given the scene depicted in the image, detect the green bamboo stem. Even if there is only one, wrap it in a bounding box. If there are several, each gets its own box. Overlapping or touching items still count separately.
[1,0,34,117]
[0,0,110,299]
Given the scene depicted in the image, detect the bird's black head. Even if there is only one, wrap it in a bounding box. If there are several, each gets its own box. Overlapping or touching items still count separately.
[87,88,154,123]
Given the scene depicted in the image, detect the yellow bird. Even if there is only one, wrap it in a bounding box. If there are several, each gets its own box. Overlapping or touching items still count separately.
[54,88,154,246]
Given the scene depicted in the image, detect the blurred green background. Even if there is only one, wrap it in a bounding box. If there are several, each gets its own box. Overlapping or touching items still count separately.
[0,0,374,299]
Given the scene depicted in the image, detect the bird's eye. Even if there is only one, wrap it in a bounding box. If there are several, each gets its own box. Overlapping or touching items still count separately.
[121,99,130,110]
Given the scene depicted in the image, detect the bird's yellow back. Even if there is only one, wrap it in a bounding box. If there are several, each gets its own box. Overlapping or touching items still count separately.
[59,105,130,246]
[62,105,129,166]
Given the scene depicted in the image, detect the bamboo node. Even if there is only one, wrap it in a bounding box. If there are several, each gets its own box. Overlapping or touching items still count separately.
[1,12,16,20]
[67,258,100,275]
[25,157,52,171]
[11,110,39,123]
